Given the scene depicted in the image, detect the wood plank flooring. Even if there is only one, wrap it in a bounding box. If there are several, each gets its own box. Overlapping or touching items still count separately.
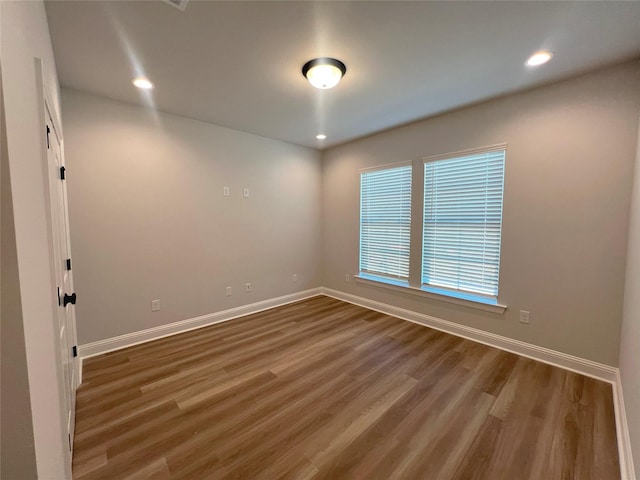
[73,296,620,479]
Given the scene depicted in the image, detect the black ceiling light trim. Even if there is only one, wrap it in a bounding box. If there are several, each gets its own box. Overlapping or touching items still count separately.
[302,58,347,79]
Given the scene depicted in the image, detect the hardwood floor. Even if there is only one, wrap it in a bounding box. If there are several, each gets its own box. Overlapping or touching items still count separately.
[73,295,620,479]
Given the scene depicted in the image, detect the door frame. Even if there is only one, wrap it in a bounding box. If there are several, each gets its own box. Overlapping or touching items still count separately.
[35,57,78,474]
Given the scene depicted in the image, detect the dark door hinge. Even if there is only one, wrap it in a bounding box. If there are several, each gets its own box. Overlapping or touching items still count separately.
[66,258,72,271]
[46,125,50,149]
[60,166,66,180]
[63,292,76,307]
[72,346,78,358]
[57,287,61,306]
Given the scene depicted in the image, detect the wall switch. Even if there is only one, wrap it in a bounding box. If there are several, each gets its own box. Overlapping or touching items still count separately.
[292,274,298,282]
[223,186,230,196]
[245,282,252,293]
[345,274,351,282]
[243,188,250,198]
[151,299,160,312]
[519,310,530,324]
[225,286,232,296]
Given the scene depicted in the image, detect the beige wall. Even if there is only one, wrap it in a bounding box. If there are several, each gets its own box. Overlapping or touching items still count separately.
[62,89,323,345]
[1,98,37,479]
[620,113,640,474]
[322,61,640,366]
[1,1,71,478]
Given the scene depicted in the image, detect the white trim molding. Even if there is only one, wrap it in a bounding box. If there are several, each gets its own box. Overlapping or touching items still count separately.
[422,143,508,164]
[354,274,507,314]
[613,371,637,480]
[321,288,616,383]
[78,288,323,359]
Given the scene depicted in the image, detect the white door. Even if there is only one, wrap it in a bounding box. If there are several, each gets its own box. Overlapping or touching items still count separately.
[45,105,79,453]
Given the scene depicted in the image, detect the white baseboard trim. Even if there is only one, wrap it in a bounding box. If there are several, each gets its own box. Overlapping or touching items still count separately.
[613,371,637,480]
[78,288,323,359]
[321,288,617,383]
[81,286,619,382]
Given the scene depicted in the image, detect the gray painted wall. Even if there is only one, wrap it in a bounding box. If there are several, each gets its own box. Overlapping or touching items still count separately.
[322,61,640,366]
[620,114,640,474]
[1,73,38,480]
[62,89,323,345]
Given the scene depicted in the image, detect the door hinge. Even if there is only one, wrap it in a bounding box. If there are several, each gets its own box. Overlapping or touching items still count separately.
[72,346,78,358]
[68,433,72,451]
[63,292,77,307]
[66,258,72,271]
[60,166,66,180]
[57,287,61,306]
[46,125,50,149]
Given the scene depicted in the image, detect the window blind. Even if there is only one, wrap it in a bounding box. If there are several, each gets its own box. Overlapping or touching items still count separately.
[360,165,412,280]
[422,149,505,297]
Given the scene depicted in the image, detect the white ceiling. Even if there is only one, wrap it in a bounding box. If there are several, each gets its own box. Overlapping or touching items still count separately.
[46,1,640,150]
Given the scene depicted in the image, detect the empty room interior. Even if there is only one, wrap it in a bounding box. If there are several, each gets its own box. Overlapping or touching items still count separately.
[2,1,640,479]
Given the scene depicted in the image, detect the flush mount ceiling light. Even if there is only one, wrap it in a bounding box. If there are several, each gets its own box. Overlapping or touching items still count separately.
[132,77,154,89]
[526,50,553,67]
[302,58,346,89]
[316,134,327,140]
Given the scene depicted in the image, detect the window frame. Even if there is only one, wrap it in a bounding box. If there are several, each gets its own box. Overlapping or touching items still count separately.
[358,161,413,282]
[421,145,506,300]
[355,145,507,314]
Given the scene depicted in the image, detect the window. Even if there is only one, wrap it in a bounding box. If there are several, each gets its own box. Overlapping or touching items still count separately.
[422,148,505,298]
[360,164,412,280]
[356,146,506,311]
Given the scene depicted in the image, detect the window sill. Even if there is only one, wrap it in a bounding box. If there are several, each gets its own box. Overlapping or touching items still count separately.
[354,274,507,314]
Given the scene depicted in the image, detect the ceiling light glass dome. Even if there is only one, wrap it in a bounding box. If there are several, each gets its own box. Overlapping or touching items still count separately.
[302,58,346,89]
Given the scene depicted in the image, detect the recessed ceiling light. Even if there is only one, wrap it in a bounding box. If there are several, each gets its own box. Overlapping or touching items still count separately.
[316,134,327,140]
[132,77,154,89]
[302,58,346,89]
[526,50,553,67]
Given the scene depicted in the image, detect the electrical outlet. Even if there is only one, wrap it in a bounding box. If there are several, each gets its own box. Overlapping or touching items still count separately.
[151,299,160,312]
[223,186,230,196]
[292,274,298,282]
[225,286,232,296]
[519,310,530,324]
[345,274,351,282]
[245,282,252,293]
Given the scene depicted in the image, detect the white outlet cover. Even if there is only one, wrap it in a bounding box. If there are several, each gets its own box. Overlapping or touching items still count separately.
[225,286,232,296]
[243,188,249,198]
[223,186,230,196]
[151,299,160,311]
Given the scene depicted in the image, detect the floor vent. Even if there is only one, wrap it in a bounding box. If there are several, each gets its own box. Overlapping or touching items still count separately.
[161,0,188,11]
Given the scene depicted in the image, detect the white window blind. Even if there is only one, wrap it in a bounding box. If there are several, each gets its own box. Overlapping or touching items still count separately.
[422,149,505,297]
[360,165,412,280]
